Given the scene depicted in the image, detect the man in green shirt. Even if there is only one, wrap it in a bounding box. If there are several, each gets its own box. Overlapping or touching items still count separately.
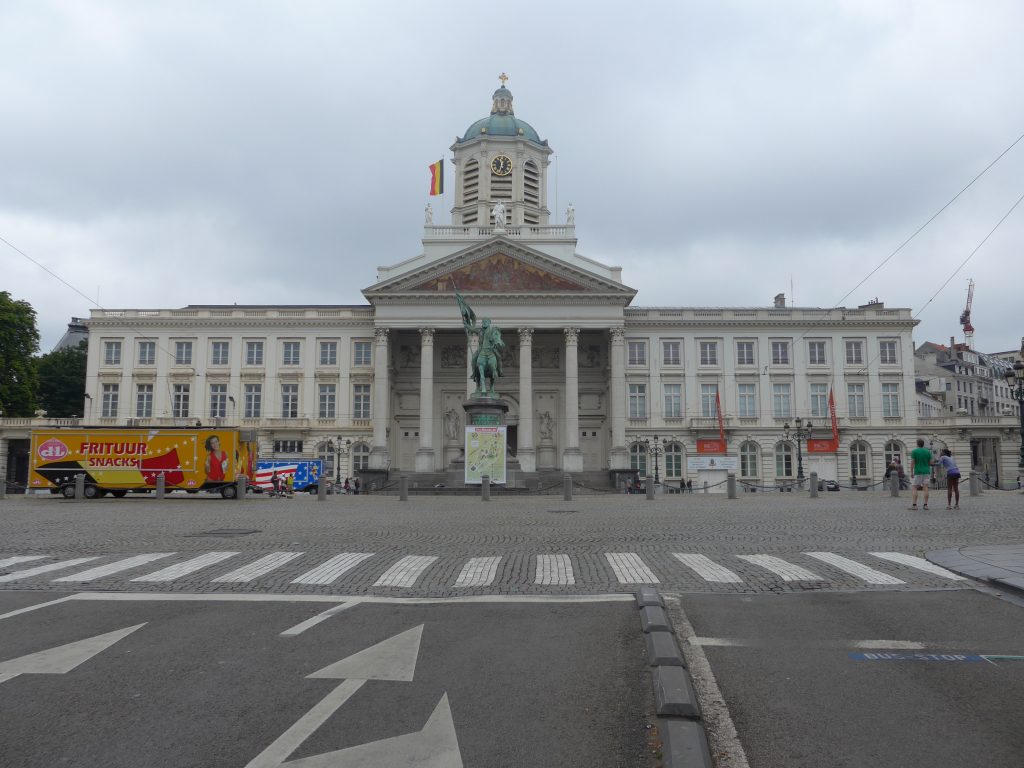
[909,438,933,510]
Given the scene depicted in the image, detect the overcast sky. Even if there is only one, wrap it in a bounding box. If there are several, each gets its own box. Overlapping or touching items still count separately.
[2,0,1023,354]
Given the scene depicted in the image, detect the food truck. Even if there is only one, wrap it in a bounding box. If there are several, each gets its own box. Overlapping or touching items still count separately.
[29,427,257,498]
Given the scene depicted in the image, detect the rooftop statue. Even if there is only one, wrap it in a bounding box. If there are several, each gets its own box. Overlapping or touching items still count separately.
[455,290,504,398]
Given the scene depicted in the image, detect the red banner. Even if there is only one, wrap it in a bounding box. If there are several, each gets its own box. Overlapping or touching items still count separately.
[808,388,840,453]
[715,390,725,441]
[829,387,839,441]
[697,439,728,454]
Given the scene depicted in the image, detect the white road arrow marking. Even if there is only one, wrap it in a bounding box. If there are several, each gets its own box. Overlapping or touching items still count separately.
[284,692,463,768]
[0,623,145,685]
[307,624,423,681]
[244,625,431,768]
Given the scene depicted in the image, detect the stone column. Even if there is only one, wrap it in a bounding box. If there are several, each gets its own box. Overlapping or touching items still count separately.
[415,328,435,472]
[562,327,583,472]
[368,328,391,470]
[517,328,536,472]
[609,327,628,469]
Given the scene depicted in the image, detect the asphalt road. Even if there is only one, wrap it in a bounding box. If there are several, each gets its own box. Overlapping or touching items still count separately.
[0,592,657,768]
[674,589,1024,768]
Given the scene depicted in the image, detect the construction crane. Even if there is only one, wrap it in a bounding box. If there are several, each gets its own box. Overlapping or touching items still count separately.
[959,278,975,348]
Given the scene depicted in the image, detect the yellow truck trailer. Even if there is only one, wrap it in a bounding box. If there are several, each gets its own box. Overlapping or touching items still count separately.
[29,427,257,499]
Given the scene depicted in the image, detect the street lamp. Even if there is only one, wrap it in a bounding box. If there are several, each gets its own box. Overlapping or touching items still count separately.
[643,434,668,485]
[326,437,352,484]
[1003,360,1024,468]
[783,417,813,487]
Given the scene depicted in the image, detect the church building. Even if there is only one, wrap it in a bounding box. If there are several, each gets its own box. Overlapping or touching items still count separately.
[75,79,941,490]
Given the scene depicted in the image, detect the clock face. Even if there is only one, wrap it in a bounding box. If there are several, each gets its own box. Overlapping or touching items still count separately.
[491,155,512,176]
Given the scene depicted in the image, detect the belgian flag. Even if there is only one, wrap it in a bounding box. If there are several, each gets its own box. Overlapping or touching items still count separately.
[428,159,444,196]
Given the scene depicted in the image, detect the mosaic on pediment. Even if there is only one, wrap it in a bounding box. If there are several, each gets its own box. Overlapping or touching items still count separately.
[411,253,587,292]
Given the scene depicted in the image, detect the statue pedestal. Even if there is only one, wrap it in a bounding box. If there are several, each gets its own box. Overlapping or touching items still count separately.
[462,397,509,426]
[537,441,557,470]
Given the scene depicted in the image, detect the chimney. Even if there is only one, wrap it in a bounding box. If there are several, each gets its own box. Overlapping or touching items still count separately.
[774,293,786,308]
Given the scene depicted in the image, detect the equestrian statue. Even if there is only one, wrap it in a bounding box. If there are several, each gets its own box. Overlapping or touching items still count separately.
[456,290,505,398]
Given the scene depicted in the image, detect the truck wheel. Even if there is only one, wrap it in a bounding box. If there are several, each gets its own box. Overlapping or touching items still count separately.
[111,490,128,498]
[61,485,76,499]
[220,485,238,499]
[83,485,100,499]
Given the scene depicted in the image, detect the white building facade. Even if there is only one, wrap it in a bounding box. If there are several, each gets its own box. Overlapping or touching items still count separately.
[6,80,1011,491]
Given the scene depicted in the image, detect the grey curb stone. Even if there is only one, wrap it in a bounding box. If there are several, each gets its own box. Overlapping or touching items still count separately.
[645,631,685,667]
[640,605,672,633]
[991,575,1024,594]
[635,586,664,607]
[660,718,713,768]
[653,665,701,718]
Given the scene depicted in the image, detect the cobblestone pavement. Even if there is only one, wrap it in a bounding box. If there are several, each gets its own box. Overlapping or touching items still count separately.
[1,490,1021,597]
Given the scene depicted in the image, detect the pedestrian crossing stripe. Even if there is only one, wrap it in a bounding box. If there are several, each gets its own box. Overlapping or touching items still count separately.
[0,550,971,590]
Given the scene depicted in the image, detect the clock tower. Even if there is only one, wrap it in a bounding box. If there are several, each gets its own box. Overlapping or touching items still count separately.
[450,75,553,228]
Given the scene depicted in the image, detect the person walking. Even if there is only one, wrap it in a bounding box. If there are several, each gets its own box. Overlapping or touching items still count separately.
[938,448,962,510]
[354,477,361,495]
[909,438,932,510]
[271,470,280,497]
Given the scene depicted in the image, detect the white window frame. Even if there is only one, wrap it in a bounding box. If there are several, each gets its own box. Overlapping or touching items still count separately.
[662,340,681,366]
[319,341,338,366]
[211,341,230,366]
[318,383,336,418]
[353,384,371,419]
[136,384,153,418]
[738,383,757,418]
[627,340,647,366]
[101,383,119,417]
[810,383,828,418]
[282,341,301,366]
[353,340,372,366]
[172,383,190,418]
[245,341,264,366]
[699,341,718,366]
[879,340,899,366]
[244,383,262,418]
[103,341,121,366]
[808,340,827,366]
[700,383,718,418]
[882,382,900,417]
[736,341,755,366]
[281,383,299,417]
[137,341,156,366]
[845,339,864,366]
[772,383,792,418]
[740,442,759,478]
[847,383,866,417]
[628,383,647,418]
[209,383,227,419]
[775,442,794,477]
[174,341,193,366]
[771,340,790,365]
[663,383,682,418]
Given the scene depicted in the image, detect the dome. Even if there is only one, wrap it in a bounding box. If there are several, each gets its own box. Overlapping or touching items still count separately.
[458,79,544,144]
[461,114,542,142]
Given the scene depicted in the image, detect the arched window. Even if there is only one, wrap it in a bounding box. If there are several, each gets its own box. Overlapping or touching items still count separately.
[850,441,870,478]
[775,442,794,477]
[629,442,647,477]
[664,443,683,478]
[884,440,904,467]
[740,441,760,478]
[351,442,370,472]
[317,441,335,483]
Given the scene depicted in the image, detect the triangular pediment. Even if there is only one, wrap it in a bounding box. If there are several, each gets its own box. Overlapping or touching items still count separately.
[364,238,635,300]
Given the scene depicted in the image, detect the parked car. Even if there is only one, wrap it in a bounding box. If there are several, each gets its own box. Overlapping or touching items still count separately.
[818,479,841,492]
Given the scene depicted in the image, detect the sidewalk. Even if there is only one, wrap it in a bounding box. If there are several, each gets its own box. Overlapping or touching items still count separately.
[927,544,1024,594]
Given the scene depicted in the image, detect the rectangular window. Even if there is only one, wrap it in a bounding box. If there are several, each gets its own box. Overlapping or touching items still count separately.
[353,384,371,419]
[283,341,301,366]
[244,383,262,418]
[847,383,865,417]
[699,341,718,366]
[627,341,647,366]
[772,383,792,418]
[281,383,299,417]
[771,341,790,365]
[174,341,193,366]
[738,383,757,417]
[736,341,755,366]
[845,340,864,365]
[211,341,230,366]
[628,383,647,418]
[319,341,338,366]
[700,383,718,418]
[882,382,900,417]
[245,341,264,366]
[810,383,829,418]
[808,341,827,365]
[209,384,227,419]
[101,383,119,417]
[172,383,190,418]
[137,341,155,366]
[318,384,336,418]
[354,341,372,366]
[135,384,153,418]
[273,440,303,454]
[879,340,898,365]
[662,341,681,366]
[103,341,121,366]
[663,383,682,418]
[776,446,793,477]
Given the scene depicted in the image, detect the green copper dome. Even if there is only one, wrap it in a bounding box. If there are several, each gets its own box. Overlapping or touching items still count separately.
[459,80,545,144]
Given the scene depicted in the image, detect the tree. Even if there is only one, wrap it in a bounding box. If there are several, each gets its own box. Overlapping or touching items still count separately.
[37,340,88,417]
[0,291,40,417]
